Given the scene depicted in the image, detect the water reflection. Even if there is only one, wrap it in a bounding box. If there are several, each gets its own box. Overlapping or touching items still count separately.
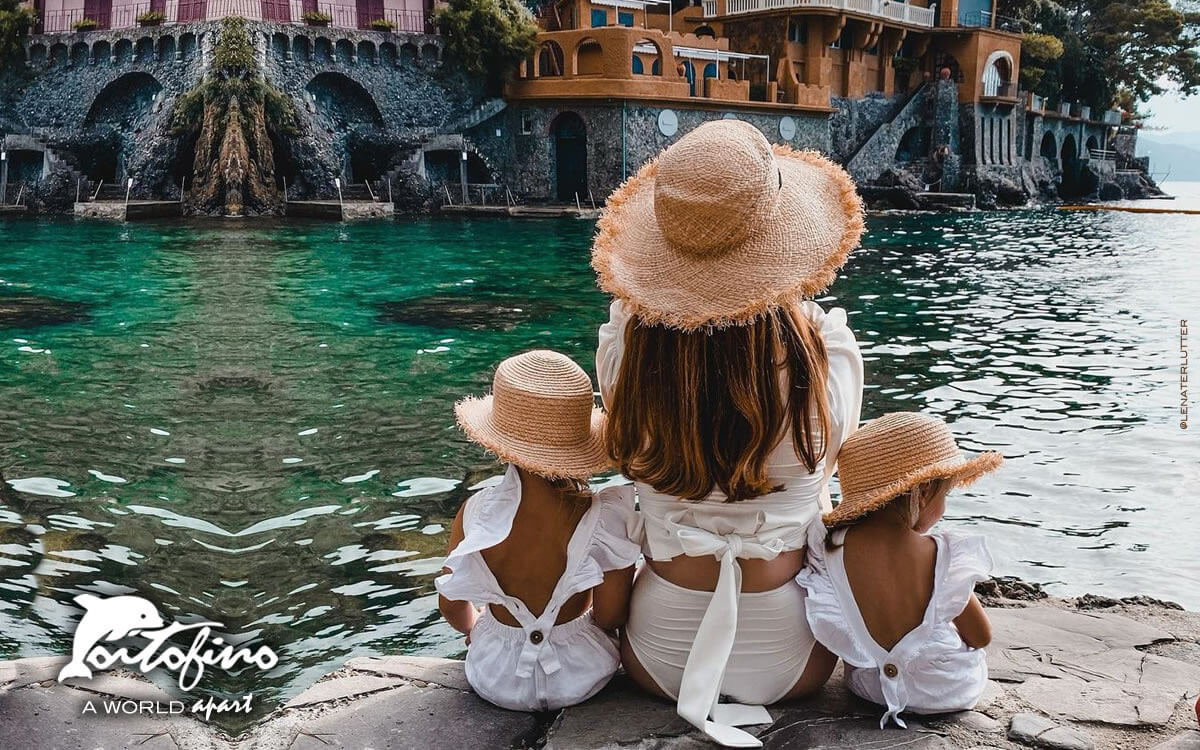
[0,204,1196,722]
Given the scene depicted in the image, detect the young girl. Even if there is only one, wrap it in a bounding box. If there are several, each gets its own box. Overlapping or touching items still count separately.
[797,412,1002,729]
[436,350,640,712]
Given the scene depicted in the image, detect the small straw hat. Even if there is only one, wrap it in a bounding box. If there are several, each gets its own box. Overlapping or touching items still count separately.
[592,119,865,331]
[455,350,610,480]
[824,413,1003,528]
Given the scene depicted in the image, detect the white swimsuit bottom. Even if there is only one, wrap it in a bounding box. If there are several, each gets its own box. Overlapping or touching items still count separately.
[466,607,620,712]
[625,566,817,706]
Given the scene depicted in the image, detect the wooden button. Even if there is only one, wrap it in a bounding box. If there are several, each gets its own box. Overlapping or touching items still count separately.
[883,663,899,678]
[529,630,544,644]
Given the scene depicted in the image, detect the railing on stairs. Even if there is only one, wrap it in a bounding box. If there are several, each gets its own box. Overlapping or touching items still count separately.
[842,81,928,169]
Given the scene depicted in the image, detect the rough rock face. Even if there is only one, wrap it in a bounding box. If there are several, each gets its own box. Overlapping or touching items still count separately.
[171,17,297,216]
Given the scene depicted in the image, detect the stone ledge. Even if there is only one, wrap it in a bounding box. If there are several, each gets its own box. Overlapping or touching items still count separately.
[0,596,1197,749]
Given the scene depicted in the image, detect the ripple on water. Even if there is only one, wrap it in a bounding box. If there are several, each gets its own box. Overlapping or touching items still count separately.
[6,477,76,497]
[392,477,461,497]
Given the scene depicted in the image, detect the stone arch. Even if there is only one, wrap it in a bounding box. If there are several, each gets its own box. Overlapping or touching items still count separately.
[335,39,354,64]
[314,37,333,63]
[28,43,47,66]
[1040,130,1057,162]
[896,125,931,162]
[84,72,163,128]
[179,32,197,60]
[357,40,377,64]
[632,38,662,76]
[293,36,312,63]
[158,36,176,62]
[92,40,110,65]
[400,42,418,65]
[574,38,603,76]
[379,41,397,66]
[1060,132,1077,163]
[49,43,68,67]
[981,50,1014,97]
[1085,134,1099,155]
[695,24,716,37]
[537,40,564,76]
[114,39,133,65]
[135,37,155,64]
[70,41,89,67]
[421,43,439,63]
[272,32,290,60]
[305,71,385,126]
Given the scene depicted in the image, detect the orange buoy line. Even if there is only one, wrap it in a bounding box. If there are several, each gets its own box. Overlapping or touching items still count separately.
[1058,204,1200,215]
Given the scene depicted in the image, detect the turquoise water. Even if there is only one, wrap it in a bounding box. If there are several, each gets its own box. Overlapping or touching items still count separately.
[0,203,1197,714]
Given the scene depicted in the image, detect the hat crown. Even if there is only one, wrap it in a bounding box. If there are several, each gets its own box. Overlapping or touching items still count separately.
[490,350,596,446]
[653,120,781,258]
[838,413,961,500]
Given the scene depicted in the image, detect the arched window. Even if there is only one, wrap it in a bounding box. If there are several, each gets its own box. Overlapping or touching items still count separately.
[982,53,1013,97]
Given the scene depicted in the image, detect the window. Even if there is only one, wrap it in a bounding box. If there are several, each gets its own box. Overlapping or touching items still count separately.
[590,9,607,27]
[618,11,634,27]
[632,55,643,74]
[521,110,534,135]
[787,20,807,43]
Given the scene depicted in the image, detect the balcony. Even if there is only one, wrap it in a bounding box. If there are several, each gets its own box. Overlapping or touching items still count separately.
[956,9,1021,32]
[35,0,430,34]
[703,0,936,28]
[980,79,1017,102]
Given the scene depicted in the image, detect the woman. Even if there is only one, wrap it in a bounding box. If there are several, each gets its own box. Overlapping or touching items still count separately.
[592,121,866,748]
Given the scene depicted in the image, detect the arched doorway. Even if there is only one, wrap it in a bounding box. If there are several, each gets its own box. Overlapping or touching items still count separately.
[551,112,587,203]
[682,60,696,96]
[1040,131,1057,164]
[1060,133,1080,196]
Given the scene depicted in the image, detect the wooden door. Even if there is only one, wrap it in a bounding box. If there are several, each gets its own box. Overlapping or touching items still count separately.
[83,0,112,29]
[176,0,207,23]
[262,0,292,22]
[356,0,384,27]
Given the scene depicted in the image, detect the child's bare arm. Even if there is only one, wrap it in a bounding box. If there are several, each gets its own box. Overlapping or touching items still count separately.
[590,566,635,631]
[438,504,477,636]
[952,594,991,648]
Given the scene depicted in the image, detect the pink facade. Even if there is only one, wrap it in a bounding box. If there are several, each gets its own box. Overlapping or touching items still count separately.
[32,0,429,34]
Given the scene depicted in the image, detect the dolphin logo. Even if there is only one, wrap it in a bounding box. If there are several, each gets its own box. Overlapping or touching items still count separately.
[57,594,165,681]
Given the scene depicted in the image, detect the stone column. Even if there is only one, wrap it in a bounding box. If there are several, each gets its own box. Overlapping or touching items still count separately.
[931,79,961,191]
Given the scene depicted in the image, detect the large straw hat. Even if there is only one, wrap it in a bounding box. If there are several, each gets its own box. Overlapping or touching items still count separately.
[455,350,610,480]
[824,412,1003,528]
[592,119,865,331]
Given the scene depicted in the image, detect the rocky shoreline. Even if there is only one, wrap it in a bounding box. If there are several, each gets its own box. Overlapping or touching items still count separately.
[1,582,1198,749]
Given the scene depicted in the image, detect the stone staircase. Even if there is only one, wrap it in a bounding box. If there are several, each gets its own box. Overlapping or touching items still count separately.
[448,98,507,132]
[1,132,91,200]
[843,82,930,184]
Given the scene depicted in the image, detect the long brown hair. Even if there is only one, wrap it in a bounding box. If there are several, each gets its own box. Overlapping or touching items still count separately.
[606,303,831,503]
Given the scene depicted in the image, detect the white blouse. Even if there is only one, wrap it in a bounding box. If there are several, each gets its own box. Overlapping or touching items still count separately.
[796,522,993,728]
[595,299,864,746]
[435,465,642,711]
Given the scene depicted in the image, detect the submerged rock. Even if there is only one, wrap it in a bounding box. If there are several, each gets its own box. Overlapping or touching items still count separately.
[0,295,91,328]
[377,295,561,331]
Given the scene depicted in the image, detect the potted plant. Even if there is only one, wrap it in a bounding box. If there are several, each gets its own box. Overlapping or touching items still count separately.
[368,18,395,31]
[137,10,166,26]
[302,10,331,26]
[72,18,99,31]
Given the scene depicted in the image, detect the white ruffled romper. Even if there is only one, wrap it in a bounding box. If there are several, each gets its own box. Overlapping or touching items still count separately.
[795,522,993,728]
[435,465,642,712]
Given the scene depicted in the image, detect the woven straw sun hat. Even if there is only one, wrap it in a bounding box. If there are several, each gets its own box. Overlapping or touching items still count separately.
[592,119,865,331]
[455,350,610,480]
[824,412,1003,528]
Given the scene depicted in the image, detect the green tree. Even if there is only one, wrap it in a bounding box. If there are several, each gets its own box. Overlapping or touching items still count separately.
[435,0,538,93]
[0,0,36,73]
[1000,0,1200,110]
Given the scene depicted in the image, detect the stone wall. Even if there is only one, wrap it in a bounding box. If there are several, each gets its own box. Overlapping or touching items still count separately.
[468,102,831,204]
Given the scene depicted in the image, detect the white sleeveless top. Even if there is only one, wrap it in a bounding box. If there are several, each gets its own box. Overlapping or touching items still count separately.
[435,465,642,711]
[796,522,993,728]
[596,299,864,746]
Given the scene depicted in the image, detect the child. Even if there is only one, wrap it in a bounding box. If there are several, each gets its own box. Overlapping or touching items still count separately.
[796,412,1002,728]
[436,350,640,712]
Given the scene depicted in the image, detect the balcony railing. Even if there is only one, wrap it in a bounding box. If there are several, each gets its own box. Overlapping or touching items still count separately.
[957,9,1020,31]
[981,80,1016,99]
[36,0,429,34]
[706,0,936,27]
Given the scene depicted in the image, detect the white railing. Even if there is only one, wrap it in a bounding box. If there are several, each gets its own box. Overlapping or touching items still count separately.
[707,0,935,26]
